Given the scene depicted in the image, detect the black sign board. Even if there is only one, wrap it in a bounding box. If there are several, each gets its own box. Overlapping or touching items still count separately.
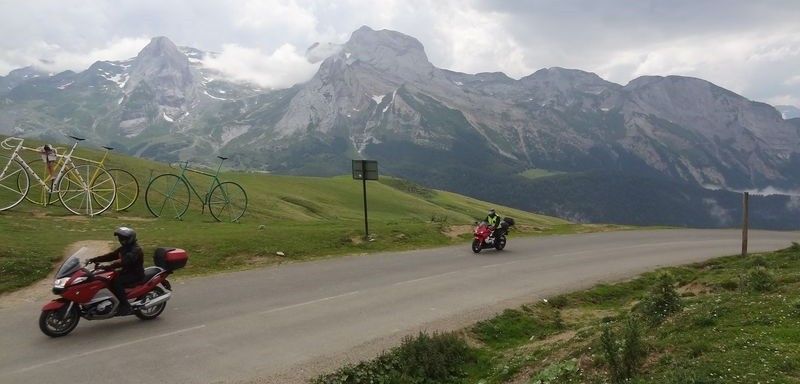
[352,160,379,180]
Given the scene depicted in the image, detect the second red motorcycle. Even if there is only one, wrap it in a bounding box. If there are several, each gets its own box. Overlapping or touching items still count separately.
[471,217,514,253]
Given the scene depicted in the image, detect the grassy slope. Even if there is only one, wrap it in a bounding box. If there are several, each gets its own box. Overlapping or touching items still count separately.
[0,137,602,294]
[316,245,800,384]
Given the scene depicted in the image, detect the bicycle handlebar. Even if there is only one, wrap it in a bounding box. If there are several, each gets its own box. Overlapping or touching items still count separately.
[1,137,23,150]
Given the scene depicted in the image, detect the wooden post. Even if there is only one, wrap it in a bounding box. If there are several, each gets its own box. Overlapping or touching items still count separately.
[362,175,369,240]
[742,192,749,257]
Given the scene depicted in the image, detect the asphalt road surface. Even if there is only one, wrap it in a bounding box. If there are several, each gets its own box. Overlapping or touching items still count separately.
[0,229,797,383]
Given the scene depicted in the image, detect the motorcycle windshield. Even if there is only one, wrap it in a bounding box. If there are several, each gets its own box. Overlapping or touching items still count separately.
[55,256,80,278]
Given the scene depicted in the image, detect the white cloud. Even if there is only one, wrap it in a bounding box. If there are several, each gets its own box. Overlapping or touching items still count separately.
[767,94,800,107]
[202,43,319,89]
[0,37,149,74]
[431,3,530,77]
[234,0,317,33]
[596,28,800,97]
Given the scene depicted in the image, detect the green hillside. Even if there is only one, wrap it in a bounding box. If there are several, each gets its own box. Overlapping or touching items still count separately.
[0,136,609,294]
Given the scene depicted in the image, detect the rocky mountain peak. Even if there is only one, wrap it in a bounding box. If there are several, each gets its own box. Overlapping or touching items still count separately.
[125,36,196,106]
[339,25,434,81]
[522,67,616,88]
[137,36,184,60]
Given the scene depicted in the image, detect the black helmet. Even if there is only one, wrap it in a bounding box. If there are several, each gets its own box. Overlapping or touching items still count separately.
[488,209,496,216]
[114,227,137,246]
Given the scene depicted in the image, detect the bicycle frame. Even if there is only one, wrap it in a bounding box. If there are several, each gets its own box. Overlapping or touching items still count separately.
[1,137,85,193]
[174,159,226,208]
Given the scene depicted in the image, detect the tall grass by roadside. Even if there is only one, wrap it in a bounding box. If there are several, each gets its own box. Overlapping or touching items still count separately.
[313,244,800,383]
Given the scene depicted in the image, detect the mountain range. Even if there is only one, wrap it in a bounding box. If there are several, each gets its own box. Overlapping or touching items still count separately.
[2,26,799,228]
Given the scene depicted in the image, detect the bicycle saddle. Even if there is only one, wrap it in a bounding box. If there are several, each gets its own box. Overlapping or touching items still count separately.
[217,156,229,160]
[68,135,86,142]
[102,146,114,151]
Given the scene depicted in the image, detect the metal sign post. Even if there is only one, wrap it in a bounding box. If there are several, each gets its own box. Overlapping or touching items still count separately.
[352,160,379,240]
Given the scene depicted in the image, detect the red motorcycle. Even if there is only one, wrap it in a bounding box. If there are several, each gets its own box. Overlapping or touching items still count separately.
[471,217,514,253]
[39,248,188,337]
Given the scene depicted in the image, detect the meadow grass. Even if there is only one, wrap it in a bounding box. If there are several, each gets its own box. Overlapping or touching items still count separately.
[0,136,600,294]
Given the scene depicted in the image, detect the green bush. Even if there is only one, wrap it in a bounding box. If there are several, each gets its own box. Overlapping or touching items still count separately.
[749,255,768,267]
[744,267,777,292]
[530,359,580,384]
[599,317,645,384]
[311,332,474,384]
[600,324,622,383]
[621,317,645,378]
[717,280,738,291]
[547,295,569,309]
[640,272,683,325]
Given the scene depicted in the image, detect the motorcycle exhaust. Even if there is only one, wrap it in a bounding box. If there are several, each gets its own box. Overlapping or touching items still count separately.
[136,291,172,309]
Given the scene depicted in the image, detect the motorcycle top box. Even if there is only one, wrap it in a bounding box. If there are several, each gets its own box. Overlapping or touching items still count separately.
[154,248,188,271]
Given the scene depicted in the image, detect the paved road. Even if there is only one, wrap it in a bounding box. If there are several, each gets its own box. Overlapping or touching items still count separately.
[0,229,796,383]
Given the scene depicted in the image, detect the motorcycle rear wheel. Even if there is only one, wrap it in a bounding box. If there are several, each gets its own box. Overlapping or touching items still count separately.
[39,305,80,337]
[135,287,167,320]
[471,239,482,253]
[494,236,507,251]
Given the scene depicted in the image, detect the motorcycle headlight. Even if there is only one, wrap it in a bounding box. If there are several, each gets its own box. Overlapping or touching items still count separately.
[53,277,70,289]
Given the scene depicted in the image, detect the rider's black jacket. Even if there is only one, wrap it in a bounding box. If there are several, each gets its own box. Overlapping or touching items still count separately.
[93,243,145,280]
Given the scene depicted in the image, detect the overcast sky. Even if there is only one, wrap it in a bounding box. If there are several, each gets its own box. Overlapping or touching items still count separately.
[1,0,798,106]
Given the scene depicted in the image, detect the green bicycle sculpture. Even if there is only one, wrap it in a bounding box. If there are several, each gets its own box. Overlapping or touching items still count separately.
[144,157,247,222]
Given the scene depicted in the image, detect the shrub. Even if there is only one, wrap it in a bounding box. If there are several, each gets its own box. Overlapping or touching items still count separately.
[311,332,474,384]
[394,332,473,381]
[718,280,738,291]
[600,324,622,383]
[531,359,580,384]
[640,272,683,325]
[621,317,645,378]
[599,317,646,383]
[749,255,768,267]
[547,295,569,309]
[744,267,777,292]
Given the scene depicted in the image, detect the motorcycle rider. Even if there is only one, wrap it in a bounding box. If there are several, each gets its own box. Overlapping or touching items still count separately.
[88,227,144,316]
[484,209,500,240]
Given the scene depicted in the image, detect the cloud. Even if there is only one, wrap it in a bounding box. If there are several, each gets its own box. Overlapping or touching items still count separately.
[767,95,800,107]
[202,43,319,88]
[0,0,798,107]
[789,196,800,212]
[0,37,149,74]
[703,198,732,226]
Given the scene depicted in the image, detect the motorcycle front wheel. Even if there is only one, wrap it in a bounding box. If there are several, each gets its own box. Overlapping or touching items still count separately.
[471,239,483,253]
[39,304,80,337]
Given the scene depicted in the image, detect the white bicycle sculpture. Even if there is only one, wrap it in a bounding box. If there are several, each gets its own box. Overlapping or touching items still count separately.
[0,136,116,216]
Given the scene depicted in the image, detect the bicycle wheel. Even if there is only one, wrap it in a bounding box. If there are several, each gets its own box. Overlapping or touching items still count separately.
[208,181,248,222]
[20,159,57,206]
[107,168,139,211]
[145,174,190,219]
[58,165,116,216]
[0,155,29,211]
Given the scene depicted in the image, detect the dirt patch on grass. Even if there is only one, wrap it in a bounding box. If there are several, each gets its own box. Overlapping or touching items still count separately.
[444,225,473,239]
[116,216,157,222]
[561,308,617,324]
[678,282,711,296]
[0,240,112,307]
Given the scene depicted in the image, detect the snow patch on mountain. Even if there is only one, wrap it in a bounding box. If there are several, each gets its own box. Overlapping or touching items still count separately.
[203,90,227,101]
